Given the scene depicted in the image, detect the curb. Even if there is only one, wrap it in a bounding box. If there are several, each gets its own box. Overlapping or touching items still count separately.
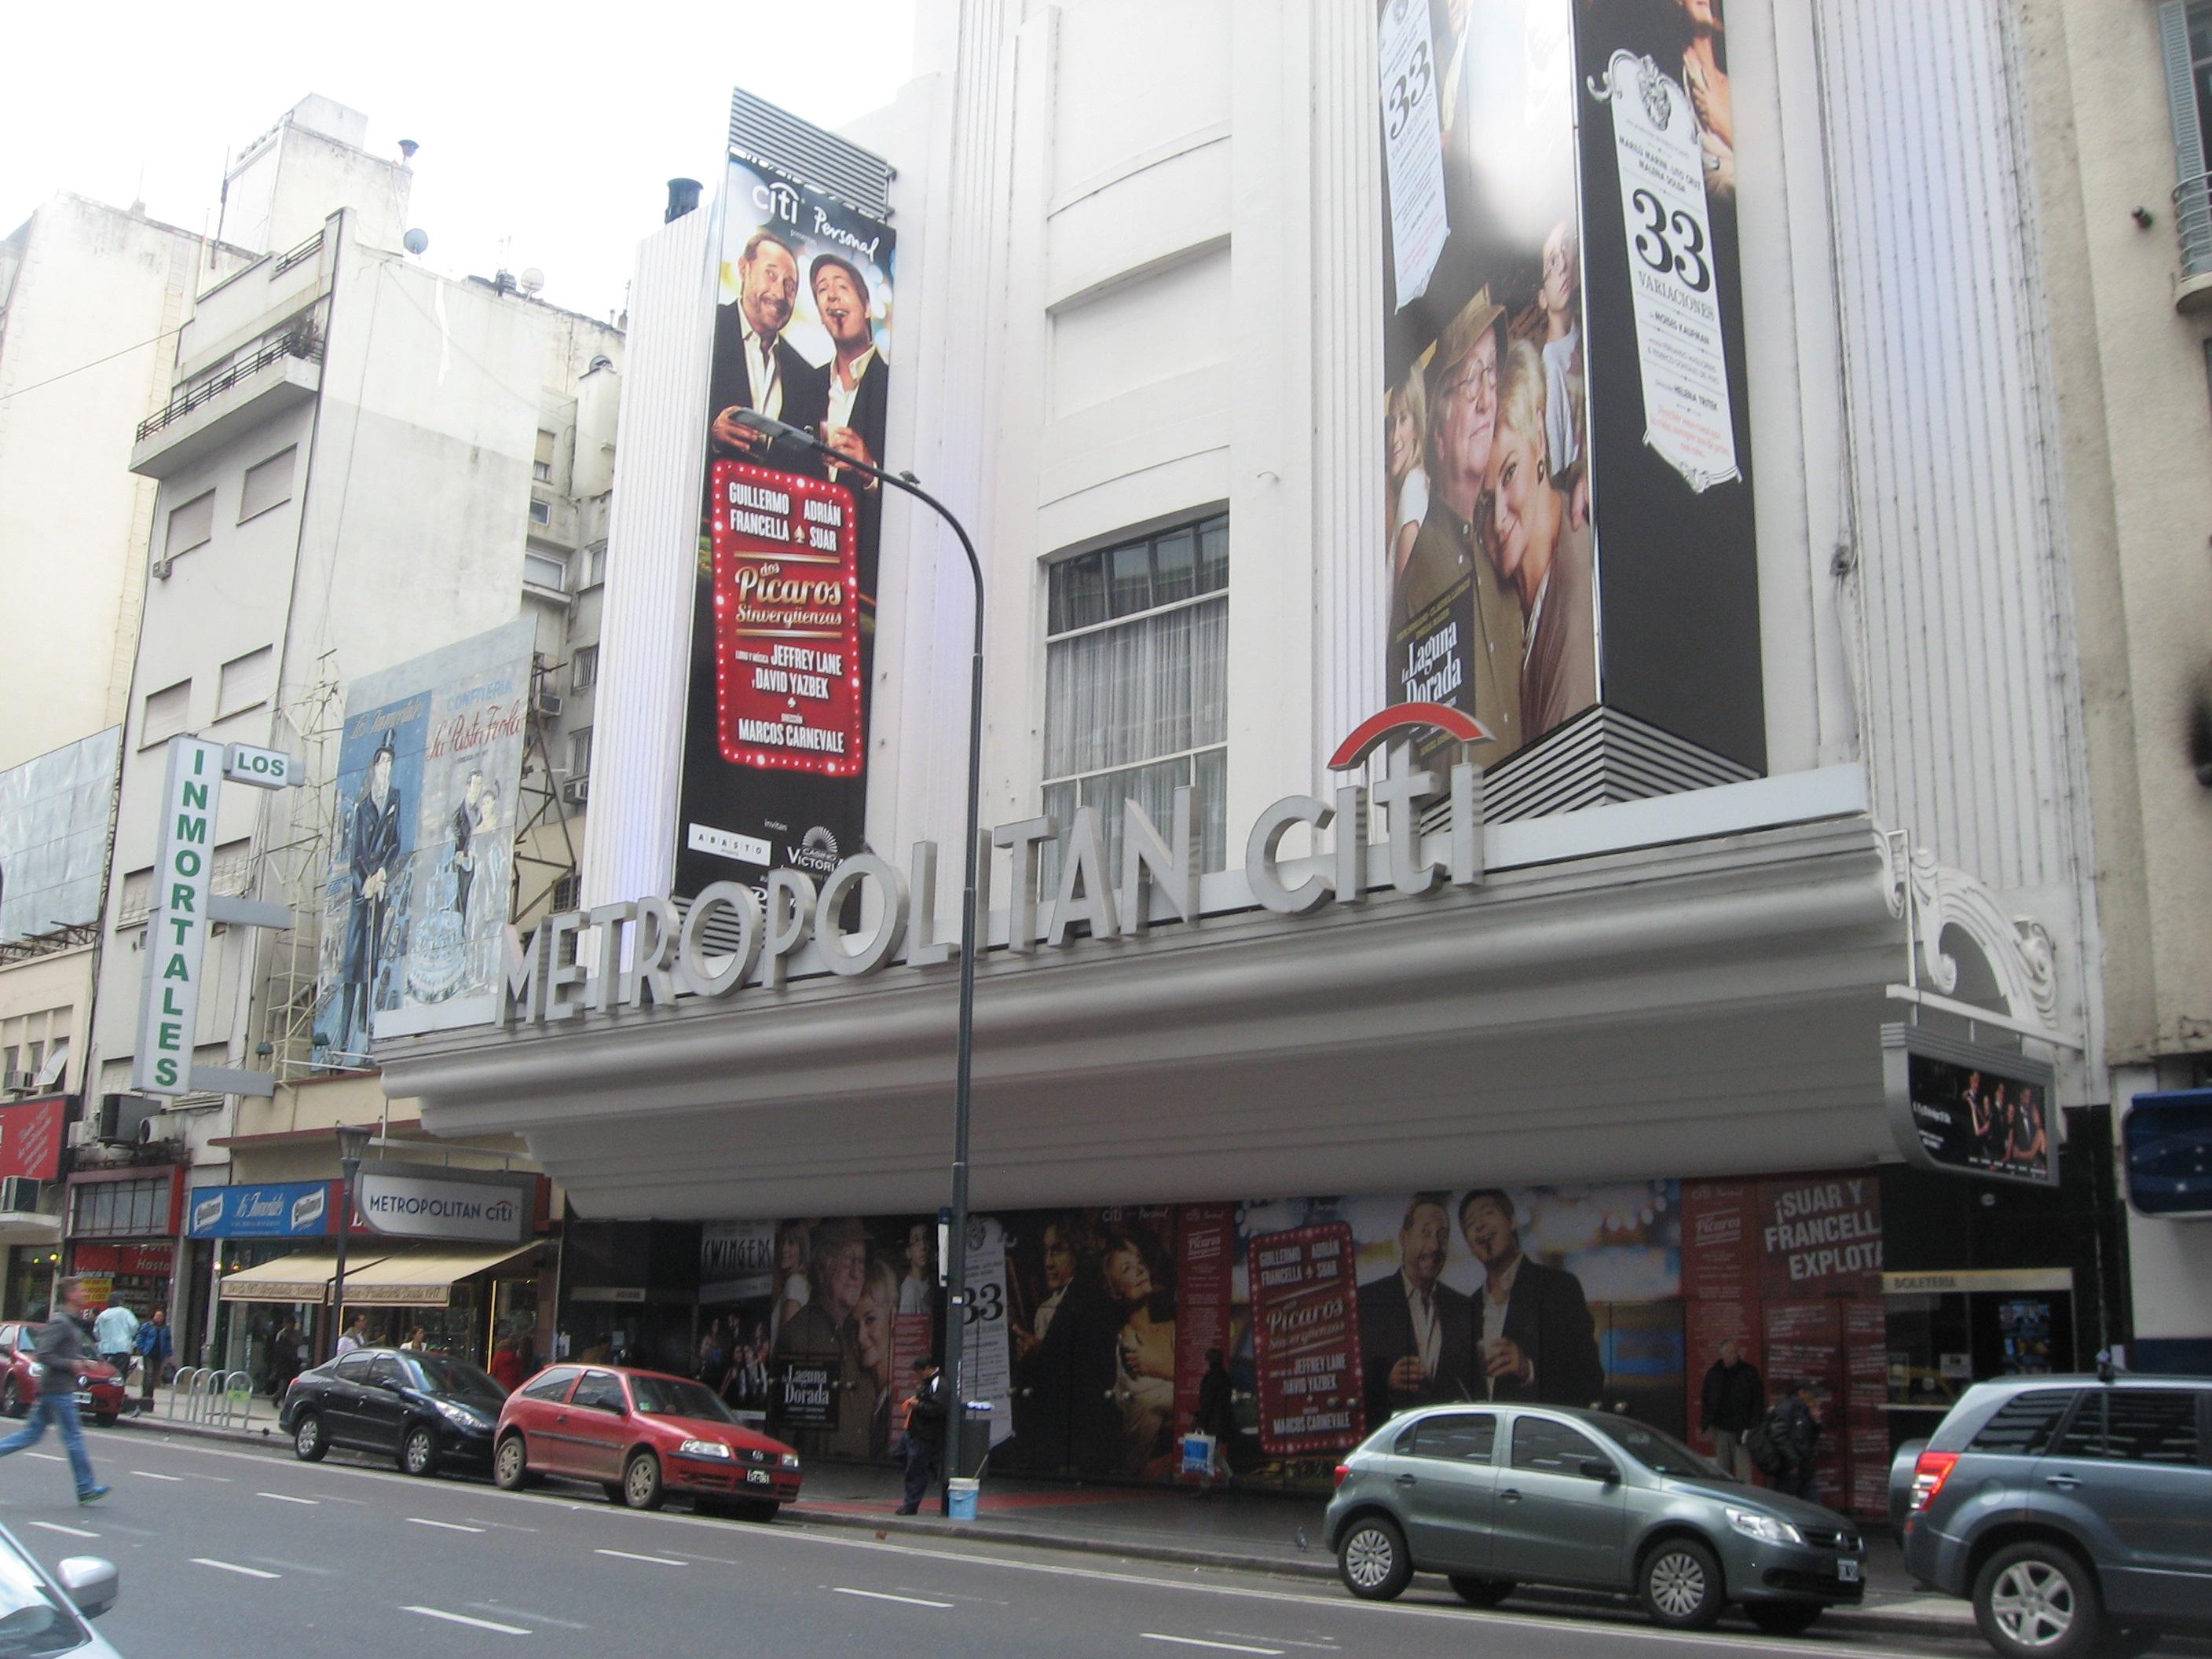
[112,1415,1972,1639]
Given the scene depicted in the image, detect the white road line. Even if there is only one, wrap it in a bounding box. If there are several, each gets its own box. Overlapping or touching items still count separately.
[404,1606,530,1636]
[831,1587,954,1609]
[253,1558,339,1577]
[408,1517,485,1533]
[593,1547,687,1568]
[463,1518,539,1533]
[29,1522,97,1539]
[24,1452,61,1462]
[1140,1638,1285,1656]
[192,1558,280,1580]
[131,1470,183,1481]
[468,1602,591,1632]
[256,1491,317,1505]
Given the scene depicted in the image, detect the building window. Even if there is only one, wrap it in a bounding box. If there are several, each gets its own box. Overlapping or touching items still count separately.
[140,679,192,748]
[69,1177,169,1239]
[524,550,568,591]
[568,727,592,778]
[529,500,552,526]
[582,541,608,589]
[534,428,557,485]
[217,645,275,720]
[571,646,598,690]
[166,490,214,562]
[239,445,297,522]
[1042,513,1229,884]
[2162,0,2212,280]
[551,873,580,913]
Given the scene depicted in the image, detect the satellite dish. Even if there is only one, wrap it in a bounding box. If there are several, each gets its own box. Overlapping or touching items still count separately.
[519,268,545,296]
[403,228,429,256]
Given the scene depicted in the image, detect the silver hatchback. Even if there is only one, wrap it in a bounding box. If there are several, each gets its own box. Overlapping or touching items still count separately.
[1325,1404,1865,1635]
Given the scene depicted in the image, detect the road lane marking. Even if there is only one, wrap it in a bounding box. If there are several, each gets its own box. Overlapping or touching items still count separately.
[1141,1639,1285,1656]
[832,1587,954,1609]
[408,1518,485,1533]
[24,1453,61,1462]
[256,1491,317,1505]
[254,1558,339,1577]
[29,1522,97,1539]
[192,1558,279,1579]
[469,1602,590,1632]
[405,1606,530,1635]
[594,1547,687,1567]
[131,1470,183,1481]
[464,1518,539,1533]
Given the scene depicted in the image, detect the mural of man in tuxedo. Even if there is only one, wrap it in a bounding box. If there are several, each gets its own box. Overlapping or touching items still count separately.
[337,738,404,1057]
[706,229,828,471]
[1457,1186,1606,1407]
[1357,1194,1473,1429]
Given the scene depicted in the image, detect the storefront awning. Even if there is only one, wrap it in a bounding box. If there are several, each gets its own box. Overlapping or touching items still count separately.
[329,1243,539,1308]
[218,1250,389,1304]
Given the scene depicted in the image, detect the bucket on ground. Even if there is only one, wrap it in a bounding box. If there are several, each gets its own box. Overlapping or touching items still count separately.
[947,1476,980,1521]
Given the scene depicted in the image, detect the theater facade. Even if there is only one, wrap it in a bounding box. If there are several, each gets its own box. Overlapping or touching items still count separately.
[383,3,2125,1520]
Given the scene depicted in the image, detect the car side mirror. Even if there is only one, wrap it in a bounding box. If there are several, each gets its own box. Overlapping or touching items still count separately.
[57,1558,119,1620]
[1579,1457,1619,1484]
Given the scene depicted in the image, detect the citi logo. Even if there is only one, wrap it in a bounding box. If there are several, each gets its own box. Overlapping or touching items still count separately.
[753,181,800,225]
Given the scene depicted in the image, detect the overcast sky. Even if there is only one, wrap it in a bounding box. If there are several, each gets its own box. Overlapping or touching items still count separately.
[2,3,921,320]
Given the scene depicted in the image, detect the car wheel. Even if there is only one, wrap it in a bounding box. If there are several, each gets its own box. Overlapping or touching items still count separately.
[492,1433,533,1491]
[1336,1515,1412,1601]
[1641,1536,1725,1630]
[1973,1540,2100,1659]
[1448,1576,1514,1608]
[292,1411,328,1463]
[1,1379,20,1419]
[621,1452,665,1511]
[1746,1603,1824,1636]
[400,1423,439,1478]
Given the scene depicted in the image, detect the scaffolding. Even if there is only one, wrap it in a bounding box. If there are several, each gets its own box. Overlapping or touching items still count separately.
[257,654,346,1082]
[511,651,581,926]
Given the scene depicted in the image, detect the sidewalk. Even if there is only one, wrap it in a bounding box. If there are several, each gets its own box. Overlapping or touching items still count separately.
[114,1404,1972,1639]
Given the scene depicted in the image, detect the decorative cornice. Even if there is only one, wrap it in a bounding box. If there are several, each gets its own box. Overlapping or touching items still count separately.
[1879,829,2060,1027]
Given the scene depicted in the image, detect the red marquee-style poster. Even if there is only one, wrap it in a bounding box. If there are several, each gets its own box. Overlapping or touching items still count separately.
[1247,1222,1365,1457]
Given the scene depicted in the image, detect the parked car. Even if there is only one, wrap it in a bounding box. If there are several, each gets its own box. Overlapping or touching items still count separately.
[1891,1372,2212,1658]
[280,1347,507,1477]
[492,1363,803,1517]
[1326,1404,1865,1635]
[0,1521,122,1655]
[0,1324,127,1428]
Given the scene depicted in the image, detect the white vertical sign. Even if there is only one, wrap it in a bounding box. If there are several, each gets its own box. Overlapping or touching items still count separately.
[1378,0,1449,309]
[1589,49,1741,492]
[962,1215,1015,1448]
[133,737,223,1094]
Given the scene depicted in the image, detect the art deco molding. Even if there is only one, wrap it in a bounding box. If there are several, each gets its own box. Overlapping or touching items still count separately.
[1879,830,2060,1027]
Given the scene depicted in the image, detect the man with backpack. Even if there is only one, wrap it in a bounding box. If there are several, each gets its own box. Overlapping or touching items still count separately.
[896,1355,948,1516]
[1752,1379,1823,1500]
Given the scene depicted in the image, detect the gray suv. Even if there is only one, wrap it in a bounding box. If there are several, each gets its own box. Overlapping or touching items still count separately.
[1325,1404,1865,1635]
[1893,1374,2212,1658]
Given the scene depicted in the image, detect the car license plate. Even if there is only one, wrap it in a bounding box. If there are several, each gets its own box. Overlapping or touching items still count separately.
[1837,1559,1861,1584]
[745,1468,772,1485]
[73,1393,92,1406]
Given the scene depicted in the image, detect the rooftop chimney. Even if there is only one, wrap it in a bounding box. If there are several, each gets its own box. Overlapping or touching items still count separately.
[666,178,703,223]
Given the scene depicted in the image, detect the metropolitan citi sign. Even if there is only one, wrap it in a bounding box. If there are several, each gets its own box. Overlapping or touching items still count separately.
[499,707,1490,1027]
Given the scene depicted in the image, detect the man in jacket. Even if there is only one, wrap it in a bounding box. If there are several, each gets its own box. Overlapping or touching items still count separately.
[897,1356,948,1515]
[92,1298,139,1393]
[1456,1187,1606,1407]
[0,1276,108,1503]
[1767,1380,1823,1500]
[1698,1338,1763,1480]
[133,1309,174,1416]
[1357,1195,1474,1429]
[1193,1347,1236,1493]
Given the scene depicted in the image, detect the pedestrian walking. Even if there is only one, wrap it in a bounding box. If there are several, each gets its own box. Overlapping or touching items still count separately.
[0,1277,109,1505]
[133,1310,173,1417]
[896,1355,947,1516]
[1192,1346,1236,1494]
[1763,1379,1823,1501]
[1698,1338,1763,1481]
[91,1298,139,1393]
[334,1313,368,1357]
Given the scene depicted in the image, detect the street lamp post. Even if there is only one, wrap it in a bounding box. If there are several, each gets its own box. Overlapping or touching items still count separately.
[729,412,986,1486]
[328,1124,373,1361]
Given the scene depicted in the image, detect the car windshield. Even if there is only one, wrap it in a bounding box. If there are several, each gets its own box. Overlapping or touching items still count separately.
[0,1537,89,1656]
[409,1356,506,1404]
[1602,1419,1731,1481]
[629,1375,735,1423]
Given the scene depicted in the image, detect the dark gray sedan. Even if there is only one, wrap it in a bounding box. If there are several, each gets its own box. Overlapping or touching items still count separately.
[1325,1404,1865,1635]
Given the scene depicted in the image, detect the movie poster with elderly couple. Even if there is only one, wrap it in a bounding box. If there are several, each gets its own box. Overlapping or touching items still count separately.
[673,153,896,908]
[1379,0,1762,773]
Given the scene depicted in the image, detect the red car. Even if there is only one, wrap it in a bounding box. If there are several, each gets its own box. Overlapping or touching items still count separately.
[0,1322,128,1426]
[492,1363,802,1517]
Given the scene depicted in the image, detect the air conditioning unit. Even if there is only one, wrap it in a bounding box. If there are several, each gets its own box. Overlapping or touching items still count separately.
[533,690,564,720]
[1,1071,33,1094]
[561,777,588,805]
[96,1093,159,1146]
[0,1178,43,1214]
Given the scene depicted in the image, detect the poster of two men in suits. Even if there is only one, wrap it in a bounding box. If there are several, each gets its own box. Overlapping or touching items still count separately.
[672,153,897,907]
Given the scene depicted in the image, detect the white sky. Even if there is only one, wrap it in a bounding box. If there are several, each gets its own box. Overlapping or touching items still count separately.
[2,3,921,320]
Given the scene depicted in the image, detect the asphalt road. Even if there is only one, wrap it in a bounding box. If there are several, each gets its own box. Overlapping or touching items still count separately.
[0,1423,2112,1659]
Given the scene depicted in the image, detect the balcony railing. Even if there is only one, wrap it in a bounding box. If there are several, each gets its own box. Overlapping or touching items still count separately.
[2175,169,2212,293]
[136,331,322,443]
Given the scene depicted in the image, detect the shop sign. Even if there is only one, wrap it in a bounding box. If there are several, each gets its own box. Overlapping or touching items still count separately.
[777,1360,837,1428]
[187,1181,335,1240]
[500,707,1488,1031]
[0,1097,68,1182]
[354,1163,533,1243]
[71,1241,175,1276]
[700,1221,776,1304]
[1882,1025,2058,1188]
[1882,1269,2072,1297]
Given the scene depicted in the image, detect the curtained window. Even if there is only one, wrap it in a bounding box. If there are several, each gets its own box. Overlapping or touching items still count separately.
[1042,515,1229,891]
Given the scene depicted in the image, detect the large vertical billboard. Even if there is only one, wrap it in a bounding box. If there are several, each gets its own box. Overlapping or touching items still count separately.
[1377,0,1763,774]
[673,154,896,904]
[313,619,533,1066]
[0,727,120,947]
